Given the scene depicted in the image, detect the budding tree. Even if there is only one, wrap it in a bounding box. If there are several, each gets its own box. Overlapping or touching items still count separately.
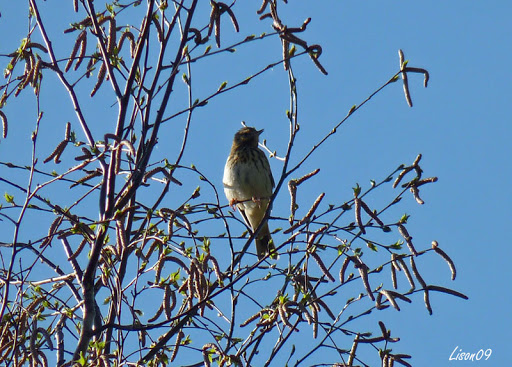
[0,1,466,366]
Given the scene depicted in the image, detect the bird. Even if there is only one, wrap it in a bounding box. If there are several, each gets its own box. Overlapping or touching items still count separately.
[223,126,277,259]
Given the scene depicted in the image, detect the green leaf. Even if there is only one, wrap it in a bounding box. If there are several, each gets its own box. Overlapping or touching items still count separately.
[399,214,410,224]
[203,237,210,248]
[182,73,189,85]
[191,186,200,199]
[289,45,296,57]
[367,242,378,252]
[77,352,87,366]
[337,244,347,255]
[390,240,403,250]
[193,99,208,107]
[390,75,399,82]
[214,334,224,342]
[171,268,181,282]
[217,81,228,92]
[4,192,14,204]
[352,183,361,197]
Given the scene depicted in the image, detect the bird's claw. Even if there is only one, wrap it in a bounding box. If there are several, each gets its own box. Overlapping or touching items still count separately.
[229,198,238,210]
[252,196,262,208]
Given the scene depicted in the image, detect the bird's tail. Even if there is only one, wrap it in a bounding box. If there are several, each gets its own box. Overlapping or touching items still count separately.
[255,222,278,260]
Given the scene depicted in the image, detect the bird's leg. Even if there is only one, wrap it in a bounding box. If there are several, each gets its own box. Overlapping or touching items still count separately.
[252,196,262,208]
[229,198,239,210]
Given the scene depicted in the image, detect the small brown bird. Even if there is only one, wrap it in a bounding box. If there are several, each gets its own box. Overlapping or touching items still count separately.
[223,126,276,259]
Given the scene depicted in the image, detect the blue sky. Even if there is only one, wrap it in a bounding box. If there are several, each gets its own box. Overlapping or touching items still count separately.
[0,1,510,366]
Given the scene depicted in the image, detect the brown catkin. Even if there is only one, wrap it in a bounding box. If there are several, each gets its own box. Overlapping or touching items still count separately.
[0,110,7,138]
[68,238,88,261]
[410,256,427,289]
[424,289,432,315]
[213,4,221,47]
[64,122,71,140]
[70,169,102,188]
[393,166,412,188]
[397,224,418,256]
[360,199,384,226]
[163,285,176,320]
[295,168,321,186]
[339,256,351,284]
[380,290,400,311]
[432,241,456,280]
[307,225,328,250]
[396,256,415,290]
[310,251,335,282]
[74,31,87,71]
[240,311,261,327]
[284,193,325,234]
[311,305,318,338]
[65,34,82,72]
[31,58,41,87]
[107,17,117,55]
[208,255,223,284]
[41,216,63,248]
[147,304,163,323]
[170,330,184,362]
[354,197,366,234]
[90,62,106,97]
[288,180,297,222]
[391,262,397,289]
[410,185,424,205]
[282,38,290,71]
[278,304,294,330]
[118,31,136,58]
[357,263,375,301]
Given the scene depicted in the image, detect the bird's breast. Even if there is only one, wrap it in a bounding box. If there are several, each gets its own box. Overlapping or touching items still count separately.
[223,151,272,201]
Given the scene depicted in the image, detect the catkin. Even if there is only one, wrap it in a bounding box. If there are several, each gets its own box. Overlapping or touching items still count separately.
[432,241,456,280]
[0,110,7,138]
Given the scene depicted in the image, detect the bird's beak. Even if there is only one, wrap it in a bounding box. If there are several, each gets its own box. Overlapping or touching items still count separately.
[257,129,264,135]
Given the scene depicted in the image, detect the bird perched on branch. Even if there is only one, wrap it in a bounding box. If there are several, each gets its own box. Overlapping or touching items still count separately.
[223,126,277,259]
